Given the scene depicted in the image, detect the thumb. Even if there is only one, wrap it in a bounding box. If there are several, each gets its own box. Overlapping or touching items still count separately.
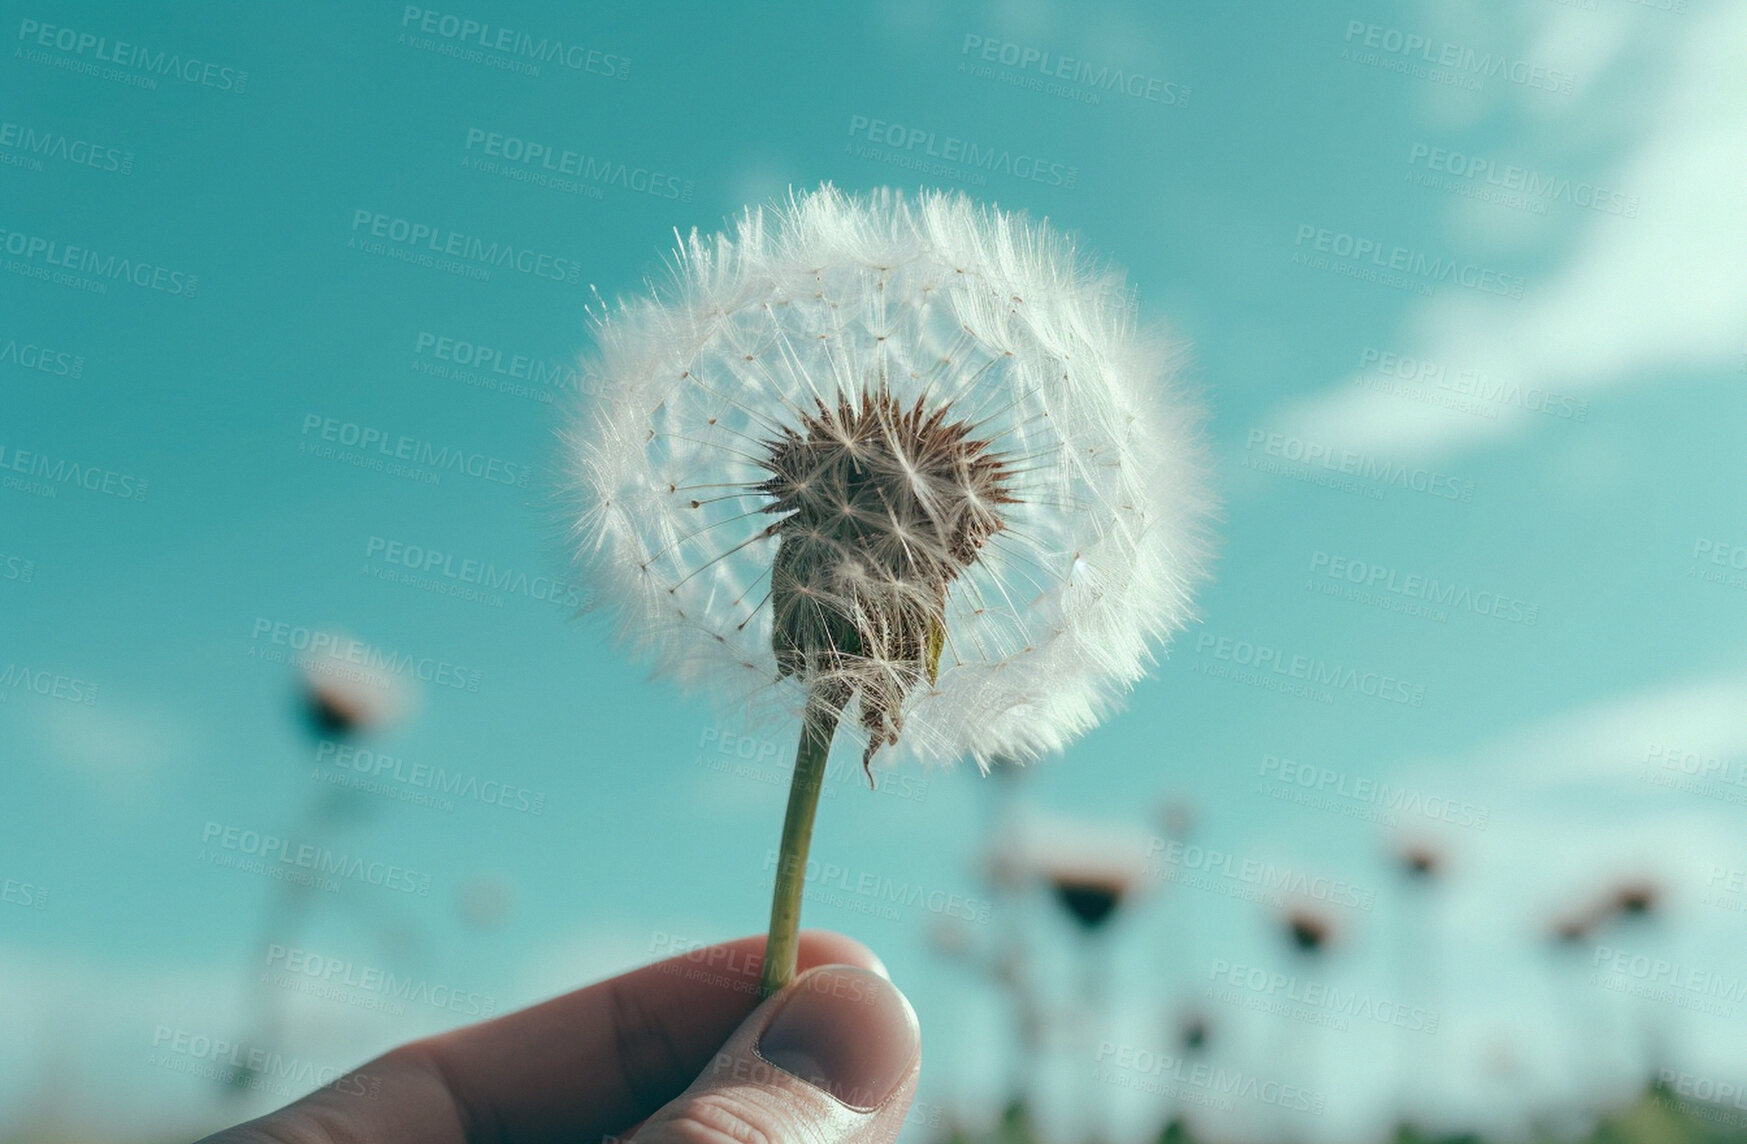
[629,964,921,1144]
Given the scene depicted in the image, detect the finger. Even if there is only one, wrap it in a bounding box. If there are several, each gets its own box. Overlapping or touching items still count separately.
[199,930,884,1144]
[630,964,921,1144]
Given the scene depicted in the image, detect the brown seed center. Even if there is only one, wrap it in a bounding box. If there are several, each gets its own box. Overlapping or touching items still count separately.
[755,387,1015,768]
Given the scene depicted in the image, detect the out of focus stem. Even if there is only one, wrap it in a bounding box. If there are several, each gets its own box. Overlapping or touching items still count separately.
[760,698,841,998]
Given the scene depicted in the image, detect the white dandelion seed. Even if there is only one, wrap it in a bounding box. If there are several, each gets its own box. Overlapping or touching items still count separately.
[564,183,1215,992]
[568,184,1213,764]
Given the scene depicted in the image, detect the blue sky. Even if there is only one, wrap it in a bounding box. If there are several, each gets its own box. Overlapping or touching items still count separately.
[5,1,1747,1141]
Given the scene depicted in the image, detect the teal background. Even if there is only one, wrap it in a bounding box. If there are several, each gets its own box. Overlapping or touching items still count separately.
[4,1,1746,1140]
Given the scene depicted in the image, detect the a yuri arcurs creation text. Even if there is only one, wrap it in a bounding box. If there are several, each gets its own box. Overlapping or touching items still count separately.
[566,184,1213,994]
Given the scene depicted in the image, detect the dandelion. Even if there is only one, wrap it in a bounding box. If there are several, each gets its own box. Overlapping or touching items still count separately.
[1398,841,1443,880]
[1550,912,1595,946]
[1389,840,1447,1120]
[1611,879,1659,917]
[297,631,408,740]
[990,805,1153,938]
[1544,901,1605,1096]
[1051,879,1126,931]
[1283,908,1334,954]
[568,184,1213,993]
[1178,1010,1212,1053]
[1276,906,1336,1136]
[1034,837,1151,935]
[1604,877,1668,1073]
[227,629,411,1098]
[994,812,1151,1144]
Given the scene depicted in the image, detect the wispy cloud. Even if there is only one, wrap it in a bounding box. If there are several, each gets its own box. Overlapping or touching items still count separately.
[1270,1,1747,462]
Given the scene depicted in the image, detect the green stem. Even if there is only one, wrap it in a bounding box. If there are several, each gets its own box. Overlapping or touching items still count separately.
[760,698,841,998]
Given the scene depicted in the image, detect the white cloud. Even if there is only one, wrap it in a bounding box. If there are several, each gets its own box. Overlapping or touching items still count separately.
[1271,1,1747,463]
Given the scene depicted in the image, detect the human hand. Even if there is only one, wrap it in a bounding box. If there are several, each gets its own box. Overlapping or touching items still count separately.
[200,930,921,1144]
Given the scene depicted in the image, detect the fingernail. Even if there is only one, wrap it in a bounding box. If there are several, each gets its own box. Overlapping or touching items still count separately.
[756,965,920,1111]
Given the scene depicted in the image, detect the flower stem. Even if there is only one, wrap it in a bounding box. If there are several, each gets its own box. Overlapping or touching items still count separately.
[760,697,841,998]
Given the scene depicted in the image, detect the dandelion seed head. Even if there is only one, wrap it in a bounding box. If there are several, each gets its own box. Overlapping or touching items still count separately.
[567,184,1214,768]
[1179,1012,1212,1053]
[1611,879,1659,917]
[297,629,408,738]
[1398,840,1444,880]
[1284,908,1334,954]
[990,809,1154,929]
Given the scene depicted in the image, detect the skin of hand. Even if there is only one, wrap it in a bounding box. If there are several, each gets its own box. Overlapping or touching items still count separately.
[198,930,921,1144]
